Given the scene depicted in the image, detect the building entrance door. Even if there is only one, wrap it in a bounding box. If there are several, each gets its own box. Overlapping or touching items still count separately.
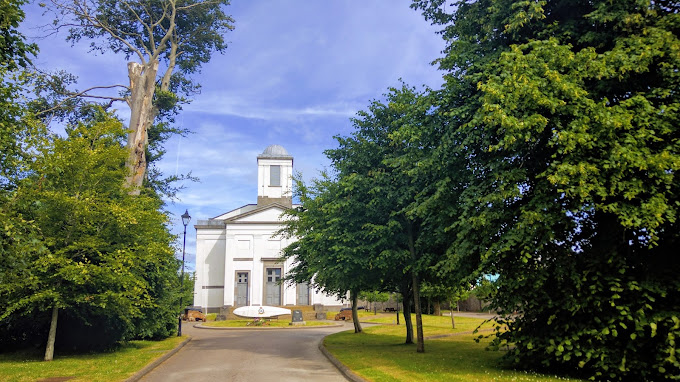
[265,268,281,306]
[235,272,249,306]
[297,282,309,305]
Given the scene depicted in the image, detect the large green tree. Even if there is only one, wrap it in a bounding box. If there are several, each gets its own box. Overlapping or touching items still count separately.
[412,0,680,379]
[1,112,181,360]
[325,85,439,352]
[280,172,384,333]
[1,0,184,361]
[283,85,449,350]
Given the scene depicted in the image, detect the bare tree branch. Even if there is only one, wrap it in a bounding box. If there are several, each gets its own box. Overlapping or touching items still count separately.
[36,84,129,116]
[120,0,157,50]
[176,0,222,11]
[150,0,177,62]
[49,0,148,63]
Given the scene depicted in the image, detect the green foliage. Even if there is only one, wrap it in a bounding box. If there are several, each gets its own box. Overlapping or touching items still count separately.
[0,0,36,70]
[56,0,234,78]
[1,0,182,353]
[421,282,470,305]
[360,290,390,303]
[279,171,382,300]
[282,84,460,348]
[411,0,680,380]
[0,111,182,350]
[471,277,496,302]
[1,0,41,190]
[360,290,390,313]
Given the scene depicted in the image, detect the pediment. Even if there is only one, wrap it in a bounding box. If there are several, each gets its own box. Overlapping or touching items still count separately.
[226,203,291,223]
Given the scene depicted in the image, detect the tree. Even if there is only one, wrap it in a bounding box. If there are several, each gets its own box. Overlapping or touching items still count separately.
[412,0,680,379]
[41,0,234,193]
[0,0,35,70]
[281,172,387,333]
[325,84,449,352]
[0,111,181,360]
[1,0,183,359]
[1,0,39,189]
[360,290,390,315]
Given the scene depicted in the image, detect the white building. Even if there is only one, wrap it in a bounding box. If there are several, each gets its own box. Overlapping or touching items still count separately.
[192,145,345,313]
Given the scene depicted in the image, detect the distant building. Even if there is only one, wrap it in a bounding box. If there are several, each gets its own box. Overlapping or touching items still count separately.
[192,145,345,313]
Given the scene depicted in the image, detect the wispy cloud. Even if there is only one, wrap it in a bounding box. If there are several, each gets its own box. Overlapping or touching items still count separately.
[185,94,359,120]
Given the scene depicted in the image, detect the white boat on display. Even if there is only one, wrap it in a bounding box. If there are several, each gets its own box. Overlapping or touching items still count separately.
[233,305,292,318]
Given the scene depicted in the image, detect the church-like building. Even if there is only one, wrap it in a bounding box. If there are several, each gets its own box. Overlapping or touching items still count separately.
[192,145,345,313]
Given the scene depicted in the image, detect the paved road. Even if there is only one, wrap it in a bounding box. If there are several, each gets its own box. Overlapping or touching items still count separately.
[140,322,353,382]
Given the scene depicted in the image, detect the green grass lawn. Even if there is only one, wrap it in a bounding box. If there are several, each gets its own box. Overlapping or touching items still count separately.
[326,309,394,320]
[360,312,492,337]
[0,336,186,382]
[325,315,584,382]
[203,319,335,328]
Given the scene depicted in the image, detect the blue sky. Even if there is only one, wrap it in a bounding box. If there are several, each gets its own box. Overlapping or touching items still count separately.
[21,1,446,271]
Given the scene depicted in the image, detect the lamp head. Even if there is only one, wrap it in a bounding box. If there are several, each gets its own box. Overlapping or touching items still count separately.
[181,209,191,227]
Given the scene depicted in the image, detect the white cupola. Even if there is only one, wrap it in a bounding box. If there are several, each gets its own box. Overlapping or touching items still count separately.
[257,145,293,207]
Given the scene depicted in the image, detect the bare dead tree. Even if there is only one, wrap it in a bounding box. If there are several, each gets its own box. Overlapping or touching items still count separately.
[41,0,233,193]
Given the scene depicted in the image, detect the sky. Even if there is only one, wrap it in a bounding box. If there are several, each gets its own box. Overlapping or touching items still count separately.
[20,1,447,271]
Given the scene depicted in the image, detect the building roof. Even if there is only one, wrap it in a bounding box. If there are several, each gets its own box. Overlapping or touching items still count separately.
[258,144,292,159]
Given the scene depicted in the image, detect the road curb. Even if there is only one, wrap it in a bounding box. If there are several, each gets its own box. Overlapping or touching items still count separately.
[318,337,367,382]
[194,322,344,330]
[124,336,192,382]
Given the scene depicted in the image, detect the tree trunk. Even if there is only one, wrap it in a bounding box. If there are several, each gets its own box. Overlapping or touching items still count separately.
[450,299,456,329]
[411,271,425,353]
[434,300,441,316]
[396,301,400,325]
[404,294,413,344]
[44,306,58,361]
[406,222,425,353]
[351,289,362,333]
[125,60,159,194]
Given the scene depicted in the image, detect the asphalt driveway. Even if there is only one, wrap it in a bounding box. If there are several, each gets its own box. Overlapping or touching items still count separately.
[140,321,352,382]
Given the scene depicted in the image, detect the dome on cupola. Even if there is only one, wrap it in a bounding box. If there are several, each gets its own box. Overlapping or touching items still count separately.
[258,144,292,158]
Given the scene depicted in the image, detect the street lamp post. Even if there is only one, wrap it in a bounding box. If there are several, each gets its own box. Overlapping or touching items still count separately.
[178,209,191,336]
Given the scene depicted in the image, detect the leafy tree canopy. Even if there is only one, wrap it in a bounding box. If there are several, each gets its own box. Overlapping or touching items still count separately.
[411,0,679,380]
[0,110,182,354]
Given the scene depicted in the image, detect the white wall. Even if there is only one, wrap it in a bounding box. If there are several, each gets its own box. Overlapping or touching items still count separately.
[225,221,290,306]
[257,158,293,199]
[193,228,225,308]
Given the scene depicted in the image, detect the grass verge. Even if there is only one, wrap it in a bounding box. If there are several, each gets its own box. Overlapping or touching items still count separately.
[0,336,186,382]
[325,315,584,382]
[361,313,491,337]
[203,319,335,328]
